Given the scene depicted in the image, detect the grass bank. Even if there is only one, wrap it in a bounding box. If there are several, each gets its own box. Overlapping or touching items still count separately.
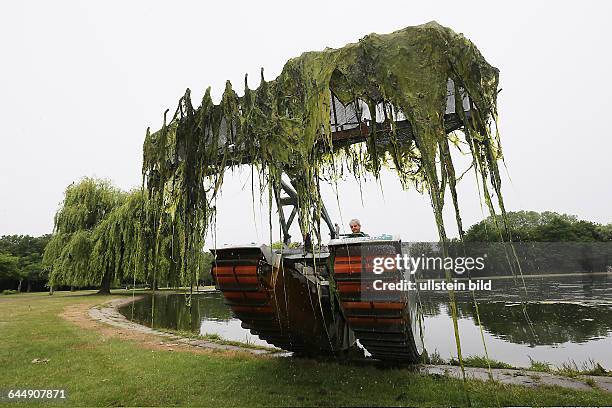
[425,351,610,377]
[1,291,611,407]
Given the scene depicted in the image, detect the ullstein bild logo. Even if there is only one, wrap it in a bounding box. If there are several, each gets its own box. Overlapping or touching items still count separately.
[372,254,486,275]
[371,278,492,292]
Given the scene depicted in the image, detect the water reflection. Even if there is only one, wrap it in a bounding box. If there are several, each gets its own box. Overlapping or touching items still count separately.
[459,302,612,346]
[420,273,612,304]
[124,292,231,330]
[122,292,270,347]
[120,274,612,368]
[419,274,612,367]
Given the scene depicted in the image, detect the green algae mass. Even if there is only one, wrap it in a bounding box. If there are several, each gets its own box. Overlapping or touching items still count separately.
[142,21,505,282]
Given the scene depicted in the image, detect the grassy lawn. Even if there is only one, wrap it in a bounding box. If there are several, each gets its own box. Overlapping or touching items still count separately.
[1,291,611,407]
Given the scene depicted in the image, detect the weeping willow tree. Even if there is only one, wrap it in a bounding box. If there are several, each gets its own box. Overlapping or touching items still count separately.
[88,189,149,293]
[44,178,195,293]
[43,178,124,293]
[88,188,193,292]
[142,21,512,374]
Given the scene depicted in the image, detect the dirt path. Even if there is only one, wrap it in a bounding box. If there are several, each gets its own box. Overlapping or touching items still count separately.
[60,296,277,357]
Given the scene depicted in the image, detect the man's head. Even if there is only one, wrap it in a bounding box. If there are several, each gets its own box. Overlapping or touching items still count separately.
[349,219,361,234]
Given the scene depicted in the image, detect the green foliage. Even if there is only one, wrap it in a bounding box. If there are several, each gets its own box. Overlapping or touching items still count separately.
[464,211,612,242]
[528,358,609,378]
[199,252,215,285]
[528,357,552,372]
[43,178,124,290]
[90,190,148,286]
[270,241,301,250]
[422,350,446,365]
[0,252,20,280]
[581,361,609,377]
[0,234,51,260]
[449,355,513,369]
[0,235,51,290]
[597,223,612,241]
[43,178,194,292]
[142,22,505,289]
[557,361,583,378]
[556,360,611,378]
[53,230,94,286]
[53,178,123,234]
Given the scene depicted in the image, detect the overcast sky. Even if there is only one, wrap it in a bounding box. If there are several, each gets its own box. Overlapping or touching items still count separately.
[1,0,611,245]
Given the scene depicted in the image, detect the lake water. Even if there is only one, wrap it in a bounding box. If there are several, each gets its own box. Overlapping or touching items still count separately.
[120,273,612,368]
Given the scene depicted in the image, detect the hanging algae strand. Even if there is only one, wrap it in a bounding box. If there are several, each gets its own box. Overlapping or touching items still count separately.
[141,21,504,372]
[142,20,501,280]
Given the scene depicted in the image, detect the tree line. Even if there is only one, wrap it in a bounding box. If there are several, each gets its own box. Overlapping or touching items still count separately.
[2,179,610,294]
[0,234,51,292]
[1,177,213,294]
[462,211,612,242]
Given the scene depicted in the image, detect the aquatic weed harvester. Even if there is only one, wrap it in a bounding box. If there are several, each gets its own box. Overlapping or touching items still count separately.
[142,21,505,362]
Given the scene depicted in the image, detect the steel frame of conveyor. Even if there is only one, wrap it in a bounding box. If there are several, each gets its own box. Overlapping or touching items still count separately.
[274,179,337,246]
